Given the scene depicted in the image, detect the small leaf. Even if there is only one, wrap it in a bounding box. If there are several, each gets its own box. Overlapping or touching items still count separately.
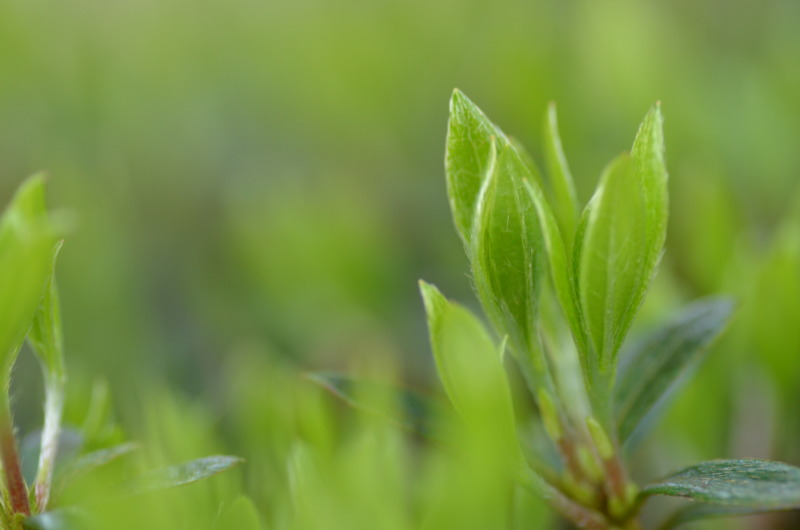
[615,298,734,444]
[306,373,444,439]
[56,442,139,492]
[471,138,545,356]
[123,455,243,495]
[542,102,579,244]
[28,241,65,381]
[419,281,517,448]
[0,175,60,376]
[445,89,507,245]
[576,105,667,374]
[642,459,800,509]
[214,496,261,530]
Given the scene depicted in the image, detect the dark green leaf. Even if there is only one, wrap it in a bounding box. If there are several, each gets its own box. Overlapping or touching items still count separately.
[658,505,772,529]
[542,102,579,244]
[642,459,800,509]
[615,298,734,443]
[306,373,443,438]
[124,456,243,495]
[472,139,545,356]
[445,89,507,244]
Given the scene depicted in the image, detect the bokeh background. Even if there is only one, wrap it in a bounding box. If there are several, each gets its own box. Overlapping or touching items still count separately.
[2,0,800,528]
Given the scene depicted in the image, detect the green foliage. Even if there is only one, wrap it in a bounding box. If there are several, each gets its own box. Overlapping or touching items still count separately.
[615,298,734,444]
[642,459,800,509]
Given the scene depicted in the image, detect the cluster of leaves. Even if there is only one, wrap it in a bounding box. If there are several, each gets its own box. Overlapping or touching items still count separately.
[415,90,800,528]
[0,177,244,530]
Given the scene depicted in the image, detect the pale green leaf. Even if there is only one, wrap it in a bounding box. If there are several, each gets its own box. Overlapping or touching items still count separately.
[542,102,579,244]
[0,175,60,377]
[472,138,545,356]
[445,89,507,244]
[28,241,65,381]
[124,456,243,494]
[56,443,139,492]
[577,105,667,374]
[615,298,734,444]
[642,459,800,509]
[306,372,444,439]
[419,281,517,446]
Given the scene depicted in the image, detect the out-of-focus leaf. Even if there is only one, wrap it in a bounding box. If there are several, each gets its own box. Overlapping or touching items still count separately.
[22,508,89,530]
[642,459,800,509]
[214,496,261,530]
[56,443,139,492]
[0,175,60,376]
[615,298,734,444]
[445,89,507,245]
[123,456,243,495]
[419,281,517,450]
[576,105,667,374]
[472,138,545,356]
[21,429,83,485]
[542,102,579,244]
[306,373,444,439]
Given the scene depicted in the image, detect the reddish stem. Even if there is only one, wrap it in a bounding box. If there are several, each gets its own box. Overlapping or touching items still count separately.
[0,416,30,516]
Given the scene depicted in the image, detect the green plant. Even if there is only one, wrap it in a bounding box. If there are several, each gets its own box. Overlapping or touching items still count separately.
[412,91,800,529]
[0,176,243,530]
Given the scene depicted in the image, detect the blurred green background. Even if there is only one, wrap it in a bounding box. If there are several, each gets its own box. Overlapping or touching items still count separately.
[2,0,800,527]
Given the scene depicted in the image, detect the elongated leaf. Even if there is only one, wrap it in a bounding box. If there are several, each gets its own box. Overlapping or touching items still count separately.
[522,179,590,383]
[124,455,243,495]
[577,105,667,373]
[542,102,579,244]
[445,89,507,244]
[642,459,800,509]
[28,241,65,380]
[472,138,545,356]
[306,373,443,439]
[56,442,139,492]
[419,281,517,448]
[615,298,734,443]
[0,175,60,376]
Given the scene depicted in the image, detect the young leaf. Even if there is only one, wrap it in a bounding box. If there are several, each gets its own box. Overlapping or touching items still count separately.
[471,138,545,357]
[642,459,800,509]
[0,175,60,376]
[521,179,591,386]
[445,89,507,244]
[542,102,579,244]
[28,240,65,381]
[419,281,517,449]
[306,372,444,439]
[123,456,243,495]
[576,105,667,374]
[615,298,735,444]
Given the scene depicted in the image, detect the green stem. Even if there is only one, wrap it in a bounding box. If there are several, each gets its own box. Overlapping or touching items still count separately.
[0,394,29,517]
